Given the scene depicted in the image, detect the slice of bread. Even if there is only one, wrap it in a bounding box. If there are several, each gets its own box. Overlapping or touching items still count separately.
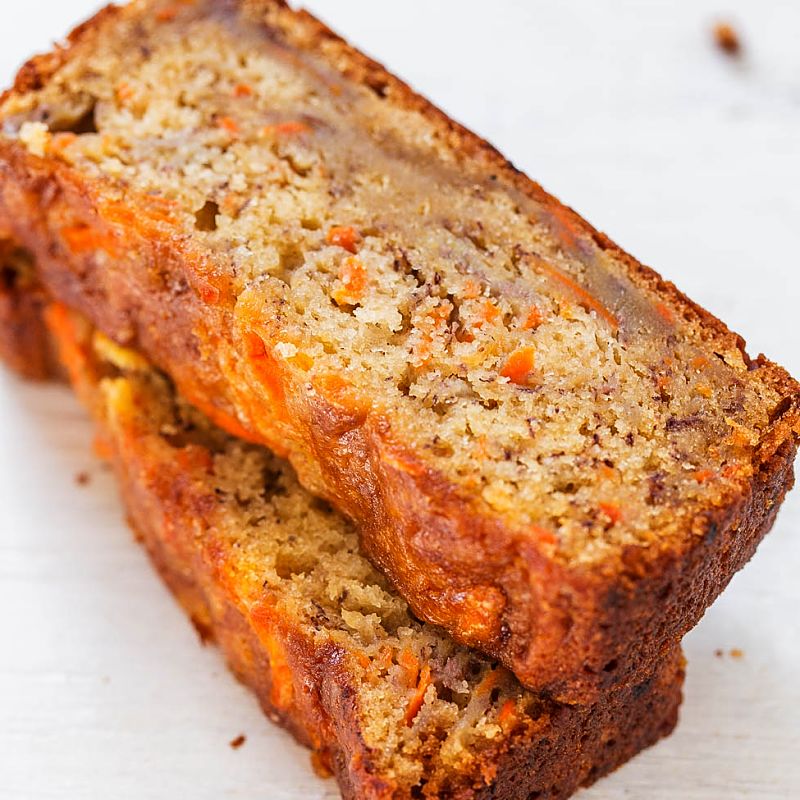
[0,0,797,700]
[11,298,682,800]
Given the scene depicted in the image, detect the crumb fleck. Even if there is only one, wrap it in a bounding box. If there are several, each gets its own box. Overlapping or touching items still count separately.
[714,648,724,658]
[229,734,246,749]
[713,22,742,57]
[729,648,744,659]
[75,471,91,486]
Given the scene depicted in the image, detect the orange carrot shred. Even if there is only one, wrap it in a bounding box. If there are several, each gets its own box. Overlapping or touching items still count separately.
[693,469,715,483]
[599,464,617,481]
[598,502,623,524]
[333,256,367,304]
[532,525,557,546]
[263,121,311,137]
[115,81,134,104]
[696,384,713,398]
[290,351,314,371]
[479,299,501,327]
[404,664,432,726]
[155,6,178,22]
[500,347,536,385]
[497,699,518,727]
[197,282,220,305]
[530,258,618,331]
[326,225,360,254]
[655,301,676,324]
[176,445,214,473]
[691,355,709,371]
[244,331,267,359]
[61,225,116,257]
[523,305,542,330]
[463,279,481,300]
[356,652,371,670]
[218,116,239,136]
[233,83,253,98]
[398,648,420,687]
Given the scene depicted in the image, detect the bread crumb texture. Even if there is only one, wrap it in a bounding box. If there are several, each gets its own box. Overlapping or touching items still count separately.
[0,0,791,569]
[89,333,553,795]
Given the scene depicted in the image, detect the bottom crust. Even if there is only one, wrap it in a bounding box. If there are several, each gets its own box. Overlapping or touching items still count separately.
[0,286,683,800]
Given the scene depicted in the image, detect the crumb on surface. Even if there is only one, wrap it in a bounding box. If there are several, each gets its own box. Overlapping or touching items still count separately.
[729,648,744,659]
[75,470,91,486]
[713,22,742,56]
[229,734,246,749]
[714,648,724,658]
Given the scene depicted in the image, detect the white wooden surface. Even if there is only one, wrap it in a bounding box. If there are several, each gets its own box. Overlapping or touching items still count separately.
[1,1,799,798]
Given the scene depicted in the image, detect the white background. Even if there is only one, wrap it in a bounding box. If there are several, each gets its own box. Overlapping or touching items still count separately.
[1,1,799,798]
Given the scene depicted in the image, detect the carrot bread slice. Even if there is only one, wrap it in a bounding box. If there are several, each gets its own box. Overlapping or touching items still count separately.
[7,300,683,800]
[0,0,797,700]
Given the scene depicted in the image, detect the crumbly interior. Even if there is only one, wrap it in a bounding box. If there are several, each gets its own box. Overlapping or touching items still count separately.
[94,336,540,796]
[1,0,786,563]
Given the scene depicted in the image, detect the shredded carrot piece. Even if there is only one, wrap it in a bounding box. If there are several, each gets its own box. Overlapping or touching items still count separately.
[115,81,134,104]
[655,301,676,324]
[530,258,618,331]
[186,393,265,446]
[48,132,77,159]
[598,463,617,481]
[262,121,311,137]
[60,225,117,257]
[197,281,220,305]
[532,525,557,546]
[290,351,314,371]
[355,652,371,670]
[326,225,361,254]
[476,667,503,696]
[43,302,86,383]
[244,331,267,359]
[155,6,178,22]
[218,116,239,136]
[722,464,741,479]
[233,83,253,98]
[696,384,713,399]
[497,699,518,728]
[175,445,214,473]
[523,305,542,330]
[691,355,709,371]
[693,469,715,483]
[463,279,481,300]
[398,648,420,687]
[500,346,536,385]
[332,256,367,305]
[404,664,432,726]
[477,299,501,327]
[598,502,623,524]
[241,331,290,423]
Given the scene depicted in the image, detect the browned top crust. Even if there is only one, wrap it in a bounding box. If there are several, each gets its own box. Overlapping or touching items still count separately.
[0,0,797,701]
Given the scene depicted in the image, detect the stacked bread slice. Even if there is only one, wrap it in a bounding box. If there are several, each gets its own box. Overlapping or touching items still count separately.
[0,1,797,798]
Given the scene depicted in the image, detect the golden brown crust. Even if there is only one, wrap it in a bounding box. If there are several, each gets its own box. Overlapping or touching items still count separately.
[10,295,682,800]
[0,0,797,702]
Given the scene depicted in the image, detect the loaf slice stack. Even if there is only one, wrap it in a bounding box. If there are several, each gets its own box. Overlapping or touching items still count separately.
[0,0,797,703]
[0,294,682,800]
